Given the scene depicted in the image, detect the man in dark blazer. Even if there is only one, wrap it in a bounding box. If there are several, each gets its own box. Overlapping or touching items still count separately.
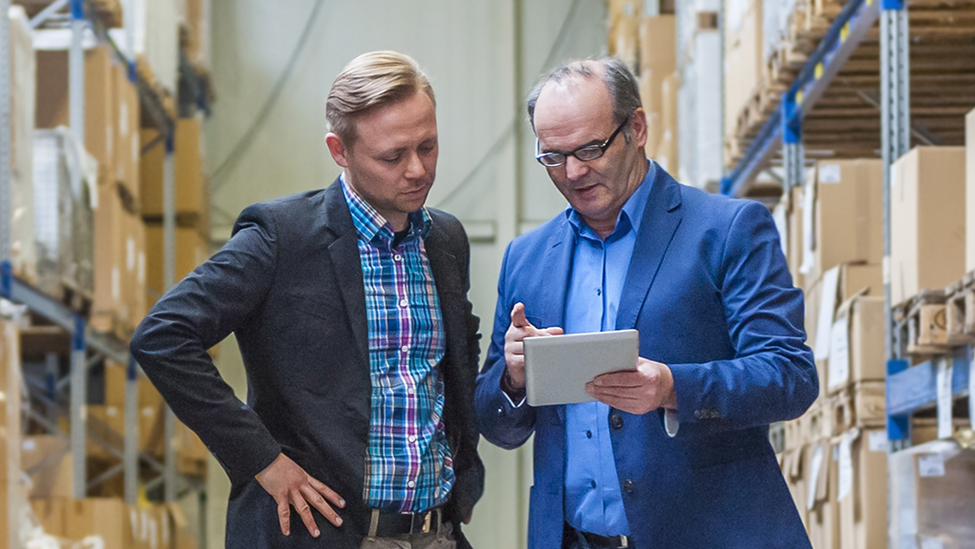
[131,51,484,549]
[475,58,818,548]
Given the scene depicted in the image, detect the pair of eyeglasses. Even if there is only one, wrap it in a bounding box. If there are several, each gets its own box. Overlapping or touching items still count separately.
[534,118,629,168]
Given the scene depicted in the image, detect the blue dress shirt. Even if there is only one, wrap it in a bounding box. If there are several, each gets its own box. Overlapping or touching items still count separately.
[562,163,656,537]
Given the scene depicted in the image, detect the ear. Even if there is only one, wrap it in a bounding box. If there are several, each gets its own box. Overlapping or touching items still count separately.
[631,108,649,151]
[325,132,351,168]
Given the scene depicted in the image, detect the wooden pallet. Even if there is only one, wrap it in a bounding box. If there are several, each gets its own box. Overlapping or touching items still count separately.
[727,0,975,176]
[944,271,975,345]
[829,380,886,436]
[893,289,952,357]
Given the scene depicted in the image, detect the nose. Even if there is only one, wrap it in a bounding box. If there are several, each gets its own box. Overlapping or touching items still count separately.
[564,155,589,180]
[404,151,426,180]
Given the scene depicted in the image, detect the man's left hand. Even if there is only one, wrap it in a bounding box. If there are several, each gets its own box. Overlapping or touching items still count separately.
[585,357,678,415]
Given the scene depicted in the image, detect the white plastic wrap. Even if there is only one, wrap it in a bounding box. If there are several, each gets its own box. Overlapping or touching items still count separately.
[109,0,180,93]
[9,6,36,281]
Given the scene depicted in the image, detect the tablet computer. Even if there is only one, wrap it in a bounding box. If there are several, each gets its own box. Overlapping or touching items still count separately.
[523,329,639,407]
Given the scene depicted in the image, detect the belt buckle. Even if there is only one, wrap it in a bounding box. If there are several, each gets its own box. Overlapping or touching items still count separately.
[619,535,629,548]
[422,510,432,533]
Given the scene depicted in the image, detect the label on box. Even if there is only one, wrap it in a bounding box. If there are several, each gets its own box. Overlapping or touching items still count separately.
[112,267,120,301]
[127,237,136,272]
[828,316,850,390]
[807,446,824,510]
[837,432,854,501]
[772,203,788,258]
[22,439,36,451]
[868,431,887,453]
[818,164,842,184]
[920,537,946,549]
[800,179,816,275]
[132,137,139,164]
[937,360,954,439]
[814,266,841,360]
[918,454,946,477]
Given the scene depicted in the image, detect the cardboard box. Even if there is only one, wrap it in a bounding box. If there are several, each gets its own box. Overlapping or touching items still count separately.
[807,160,884,284]
[889,441,975,547]
[145,224,210,309]
[722,0,763,142]
[9,7,37,284]
[826,296,885,394]
[1,322,21,549]
[966,109,975,272]
[64,498,126,549]
[35,44,117,174]
[113,62,141,202]
[891,147,967,306]
[638,15,676,157]
[141,118,207,217]
[22,436,73,498]
[807,440,840,549]
[30,498,66,538]
[654,72,679,174]
[611,14,640,70]
[126,213,149,326]
[92,181,137,339]
[838,427,887,549]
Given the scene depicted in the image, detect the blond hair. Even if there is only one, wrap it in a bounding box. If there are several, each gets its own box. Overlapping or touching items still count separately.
[326,51,436,146]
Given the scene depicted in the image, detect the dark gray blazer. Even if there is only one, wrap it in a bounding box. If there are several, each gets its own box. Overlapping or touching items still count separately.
[130,178,485,548]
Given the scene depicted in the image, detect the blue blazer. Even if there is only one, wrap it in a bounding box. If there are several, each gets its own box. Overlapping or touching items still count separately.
[475,167,817,548]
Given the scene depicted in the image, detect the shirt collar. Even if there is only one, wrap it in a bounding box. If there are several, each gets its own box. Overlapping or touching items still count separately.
[341,174,432,244]
[565,159,657,239]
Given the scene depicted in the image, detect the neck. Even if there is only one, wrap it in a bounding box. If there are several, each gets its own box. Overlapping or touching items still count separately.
[587,157,651,240]
[388,214,410,232]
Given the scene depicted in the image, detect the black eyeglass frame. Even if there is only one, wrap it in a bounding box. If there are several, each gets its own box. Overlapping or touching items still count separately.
[534,117,630,168]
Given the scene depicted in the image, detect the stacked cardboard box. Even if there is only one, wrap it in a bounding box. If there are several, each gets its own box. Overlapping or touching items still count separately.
[9,7,37,284]
[655,71,679,174]
[609,0,641,70]
[141,118,211,310]
[722,0,764,147]
[890,147,966,307]
[965,109,975,273]
[1,322,23,549]
[182,0,212,68]
[637,15,676,162]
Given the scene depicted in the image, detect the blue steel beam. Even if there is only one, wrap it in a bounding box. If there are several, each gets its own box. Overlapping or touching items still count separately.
[886,346,971,418]
[722,0,881,196]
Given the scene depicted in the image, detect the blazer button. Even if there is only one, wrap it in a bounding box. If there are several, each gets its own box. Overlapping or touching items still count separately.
[497,407,504,416]
[694,410,702,419]
[610,414,624,430]
[623,480,635,493]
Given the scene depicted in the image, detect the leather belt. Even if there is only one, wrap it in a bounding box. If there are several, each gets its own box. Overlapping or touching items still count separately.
[370,508,444,538]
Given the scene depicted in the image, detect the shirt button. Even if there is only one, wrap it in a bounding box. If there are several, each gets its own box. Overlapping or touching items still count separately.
[394,254,403,261]
[408,388,416,395]
[623,480,635,493]
[401,345,409,353]
[399,299,408,307]
[590,480,596,489]
[610,414,624,430]
[407,481,416,488]
[586,430,592,439]
[596,288,602,296]
[408,435,417,443]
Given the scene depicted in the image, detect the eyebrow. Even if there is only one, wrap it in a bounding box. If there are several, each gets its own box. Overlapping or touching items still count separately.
[541,138,603,155]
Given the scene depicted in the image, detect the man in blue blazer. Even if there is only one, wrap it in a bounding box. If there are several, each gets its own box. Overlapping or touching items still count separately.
[474,57,818,548]
[131,52,483,548]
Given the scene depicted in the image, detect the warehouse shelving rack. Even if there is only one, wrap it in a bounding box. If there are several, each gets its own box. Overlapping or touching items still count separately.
[0,0,211,529]
[718,0,974,519]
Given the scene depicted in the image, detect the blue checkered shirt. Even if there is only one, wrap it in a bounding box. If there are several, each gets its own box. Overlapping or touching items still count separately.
[342,179,454,513]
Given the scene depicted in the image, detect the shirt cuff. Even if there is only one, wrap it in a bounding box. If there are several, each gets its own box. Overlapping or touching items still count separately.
[664,408,679,437]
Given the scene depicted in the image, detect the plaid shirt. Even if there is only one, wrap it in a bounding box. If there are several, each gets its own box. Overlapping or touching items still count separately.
[342,179,454,513]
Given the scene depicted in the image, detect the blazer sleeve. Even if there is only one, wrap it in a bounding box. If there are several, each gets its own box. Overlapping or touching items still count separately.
[668,200,819,431]
[129,203,283,486]
[474,242,537,449]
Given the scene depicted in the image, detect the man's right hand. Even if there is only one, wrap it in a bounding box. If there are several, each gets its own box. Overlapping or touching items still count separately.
[255,453,346,538]
[503,302,563,389]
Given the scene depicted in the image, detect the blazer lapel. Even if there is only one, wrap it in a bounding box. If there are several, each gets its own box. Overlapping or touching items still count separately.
[539,216,575,425]
[615,169,684,331]
[322,179,370,366]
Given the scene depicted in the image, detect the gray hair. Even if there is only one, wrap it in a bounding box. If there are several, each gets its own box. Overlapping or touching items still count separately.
[526,56,642,142]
